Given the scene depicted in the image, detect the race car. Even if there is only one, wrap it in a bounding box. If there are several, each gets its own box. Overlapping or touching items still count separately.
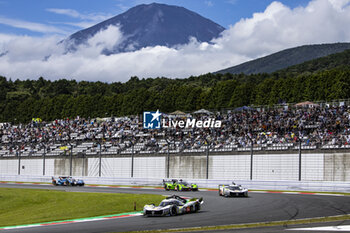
[143,195,203,217]
[52,176,85,186]
[163,179,198,191]
[218,182,248,197]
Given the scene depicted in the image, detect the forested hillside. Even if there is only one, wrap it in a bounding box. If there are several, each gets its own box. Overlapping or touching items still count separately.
[215,43,350,75]
[275,49,350,75]
[1,67,350,123]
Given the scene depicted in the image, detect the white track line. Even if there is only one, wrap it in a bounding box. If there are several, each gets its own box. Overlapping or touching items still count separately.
[289,225,350,231]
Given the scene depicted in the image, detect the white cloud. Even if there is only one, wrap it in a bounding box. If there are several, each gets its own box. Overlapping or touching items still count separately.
[46,8,114,30]
[213,0,350,57]
[226,0,238,5]
[60,21,98,29]
[205,1,214,7]
[0,16,68,34]
[1,0,350,82]
[46,8,113,22]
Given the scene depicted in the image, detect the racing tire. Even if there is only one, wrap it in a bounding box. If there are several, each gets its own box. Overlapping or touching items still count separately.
[244,192,248,197]
[175,185,179,191]
[164,185,169,191]
[190,205,194,213]
[195,203,200,212]
[218,190,222,196]
[170,206,177,216]
[65,181,69,186]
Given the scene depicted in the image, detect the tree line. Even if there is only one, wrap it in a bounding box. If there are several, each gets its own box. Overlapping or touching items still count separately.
[1,67,350,123]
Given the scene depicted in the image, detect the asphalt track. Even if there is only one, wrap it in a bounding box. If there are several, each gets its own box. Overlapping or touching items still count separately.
[1,183,350,233]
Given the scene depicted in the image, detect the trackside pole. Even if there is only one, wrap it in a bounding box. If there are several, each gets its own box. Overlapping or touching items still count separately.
[131,143,134,178]
[43,147,46,176]
[250,141,253,180]
[206,143,209,179]
[70,147,73,176]
[99,144,102,177]
[167,149,170,178]
[165,138,171,178]
[18,148,21,175]
[82,153,85,176]
[299,139,302,181]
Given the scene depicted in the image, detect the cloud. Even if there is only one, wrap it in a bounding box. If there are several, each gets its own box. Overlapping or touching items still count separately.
[1,0,350,83]
[59,21,98,29]
[46,8,113,22]
[226,0,238,5]
[205,1,214,7]
[46,8,114,29]
[0,16,68,34]
[214,0,350,57]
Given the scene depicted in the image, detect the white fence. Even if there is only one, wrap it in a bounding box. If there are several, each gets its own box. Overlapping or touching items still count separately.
[0,152,350,183]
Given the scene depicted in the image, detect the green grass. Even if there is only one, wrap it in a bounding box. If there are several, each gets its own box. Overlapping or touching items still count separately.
[0,188,164,227]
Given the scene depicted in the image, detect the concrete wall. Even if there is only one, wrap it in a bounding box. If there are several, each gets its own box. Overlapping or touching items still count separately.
[253,154,299,180]
[324,153,350,181]
[134,157,165,178]
[210,155,250,180]
[170,155,207,179]
[0,159,17,175]
[0,152,350,182]
[53,158,88,177]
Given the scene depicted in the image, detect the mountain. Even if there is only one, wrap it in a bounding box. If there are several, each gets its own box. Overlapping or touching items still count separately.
[275,48,350,75]
[215,43,350,75]
[66,3,225,53]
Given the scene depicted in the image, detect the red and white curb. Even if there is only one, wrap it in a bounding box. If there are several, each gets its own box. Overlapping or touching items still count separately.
[0,181,348,196]
[249,190,346,196]
[0,213,142,231]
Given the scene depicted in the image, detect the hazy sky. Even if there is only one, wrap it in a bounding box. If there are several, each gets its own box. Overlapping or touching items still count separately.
[0,0,349,82]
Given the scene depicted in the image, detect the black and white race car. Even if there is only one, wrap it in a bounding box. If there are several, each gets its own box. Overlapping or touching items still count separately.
[218,183,248,197]
[143,195,203,217]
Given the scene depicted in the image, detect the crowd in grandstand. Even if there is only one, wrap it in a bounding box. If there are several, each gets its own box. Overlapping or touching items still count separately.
[1,102,350,156]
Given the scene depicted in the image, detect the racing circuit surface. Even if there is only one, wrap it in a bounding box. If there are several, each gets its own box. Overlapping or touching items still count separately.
[1,183,350,233]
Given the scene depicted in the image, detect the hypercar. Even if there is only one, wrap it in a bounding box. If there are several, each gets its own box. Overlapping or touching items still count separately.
[163,179,198,191]
[143,195,203,217]
[218,183,248,197]
[52,176,85,186]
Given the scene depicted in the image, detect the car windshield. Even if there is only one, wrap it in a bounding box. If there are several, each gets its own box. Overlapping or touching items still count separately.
[229,186,242,190]
[159,201,172,207]
[179,182,189,186]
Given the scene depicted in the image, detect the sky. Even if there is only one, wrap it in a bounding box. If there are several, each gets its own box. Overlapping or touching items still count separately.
[0,0,350,82]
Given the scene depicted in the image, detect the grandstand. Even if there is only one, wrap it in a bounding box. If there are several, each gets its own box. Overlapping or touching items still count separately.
[1,100,350,158]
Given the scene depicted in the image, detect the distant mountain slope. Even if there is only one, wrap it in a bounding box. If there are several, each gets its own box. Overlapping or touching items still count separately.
[215,43,350,75]
[66,3,225,53]
[275,49,350,74]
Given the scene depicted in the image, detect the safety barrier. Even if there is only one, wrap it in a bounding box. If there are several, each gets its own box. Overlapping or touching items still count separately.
[1,175,350,193]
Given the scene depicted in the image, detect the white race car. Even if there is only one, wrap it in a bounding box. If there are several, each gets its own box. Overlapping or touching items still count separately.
[143,195,203,217]
[218,183,248,197]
